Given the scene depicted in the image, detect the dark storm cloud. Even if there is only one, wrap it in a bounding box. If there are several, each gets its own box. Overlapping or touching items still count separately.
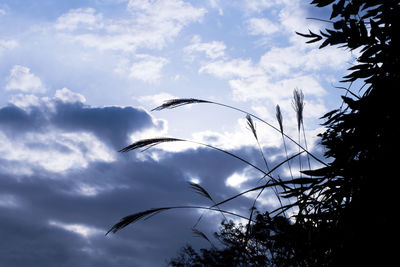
[0,145,263,266]
[0,104,46,133]
[0,100,161,149]
[0,96,304,266]
[51,101,161,149]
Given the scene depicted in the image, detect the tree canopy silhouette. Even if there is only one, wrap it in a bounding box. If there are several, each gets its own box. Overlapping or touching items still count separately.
[109,0,400,266]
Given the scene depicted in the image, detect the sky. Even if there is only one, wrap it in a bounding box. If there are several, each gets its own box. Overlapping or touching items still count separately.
[0,0,354,266]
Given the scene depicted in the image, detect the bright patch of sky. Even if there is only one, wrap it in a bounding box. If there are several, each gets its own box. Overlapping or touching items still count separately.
[0,0,351,147]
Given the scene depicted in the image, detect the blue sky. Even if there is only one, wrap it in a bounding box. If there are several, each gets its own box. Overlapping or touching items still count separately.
[1,0,353,266]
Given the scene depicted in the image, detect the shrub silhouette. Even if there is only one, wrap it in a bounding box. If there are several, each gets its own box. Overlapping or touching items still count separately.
[109,0,400,265]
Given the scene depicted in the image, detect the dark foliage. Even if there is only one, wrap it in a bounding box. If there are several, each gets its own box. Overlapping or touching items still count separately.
[168,0,400,266]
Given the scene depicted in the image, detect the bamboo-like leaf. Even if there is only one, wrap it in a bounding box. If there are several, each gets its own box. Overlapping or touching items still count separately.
[301,167,331,177]
[295,30,323,43]
[151,98,211,111]
[119,137,183,152]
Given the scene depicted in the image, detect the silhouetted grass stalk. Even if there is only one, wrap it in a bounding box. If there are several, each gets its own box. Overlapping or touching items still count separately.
[109,96,325,239]
[153,98,327,167]
[245,114,286,244]
[292,88,312,174]
[276,105,294,180]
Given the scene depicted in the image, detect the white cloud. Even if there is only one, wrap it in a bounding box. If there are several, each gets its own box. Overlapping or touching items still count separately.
[54,87,86,103]
[9,88,85,112]
[199,58,263,79]
[49,220,103,238]
[55,8,103,31]
[138,92,177,107]
[208,0,223,15]
[0,194,20,208]
[0,131,115,173]
[247,17,279,36]
[5,65,45,93]
[242,0,278,13]
[184,36,226,59]
[125,54,168,83]
[226,172,248,187]
[259,45,349,77]
[9,94,41,109]
[0,39,19,50]
[57,0,206,52]
[229,74,325,103]
[198,42,349,103]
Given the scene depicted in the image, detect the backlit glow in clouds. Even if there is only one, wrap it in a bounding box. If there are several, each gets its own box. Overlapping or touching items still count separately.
[1,0,350,266]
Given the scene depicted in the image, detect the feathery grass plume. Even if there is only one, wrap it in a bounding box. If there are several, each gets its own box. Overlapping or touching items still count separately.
[292,89,312,172]
[119,137,184,152]
[292,88,305,132]
[276,105,283,134]
[246,114,270,171]
[246,114,258,140]
[192,228,215,247]
[276,105,294,180]
[106,207,170,235]
[106,206,253,235]
[292,88,305,176]
[152,98,327,167]
[189,182,227,226]
[189,182,213,201]
[151,98,211,111]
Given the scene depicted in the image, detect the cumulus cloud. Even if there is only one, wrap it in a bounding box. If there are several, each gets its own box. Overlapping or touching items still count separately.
[5,65,45,93]
[247,17,280,36]
[137,92,177,107]
[49,220,104,238]
[0,130,115,173]
[241,0,279,13]
[0,84,315,266]
[56,0,206,52]
[0,88,163,173]
[128,54,168,83]
[199,58,263,79]
[54,87,87,103]
[0,39,19,50]
[0,123,277,266]
[55,8,104,31]
[184,36,226,60]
